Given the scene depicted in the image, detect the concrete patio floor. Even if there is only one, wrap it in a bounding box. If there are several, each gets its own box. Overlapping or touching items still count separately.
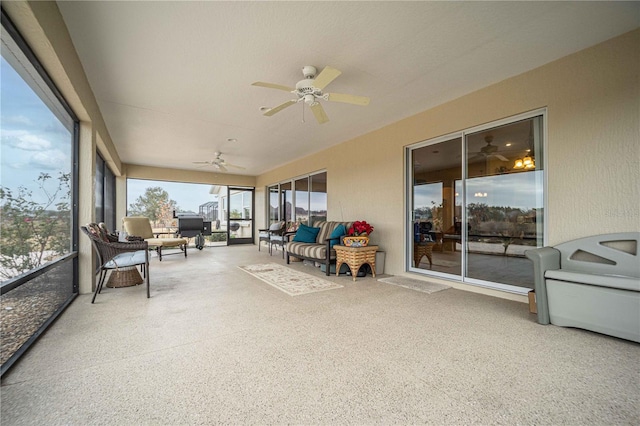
[1,244,638,425]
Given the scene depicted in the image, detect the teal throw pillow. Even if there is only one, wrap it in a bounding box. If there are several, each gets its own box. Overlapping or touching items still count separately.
[292,224,320,243]
[329,224,347,248]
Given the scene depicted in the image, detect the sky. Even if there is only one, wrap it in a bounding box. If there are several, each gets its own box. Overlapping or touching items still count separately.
[1,57,72,206]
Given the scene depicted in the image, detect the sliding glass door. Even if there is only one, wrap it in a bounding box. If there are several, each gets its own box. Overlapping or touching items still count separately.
[464,116,544,289]
[409,136,462,277]
[407,111,545,293]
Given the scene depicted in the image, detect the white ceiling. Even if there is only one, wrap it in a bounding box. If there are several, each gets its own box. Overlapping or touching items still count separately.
[57,1,639,176]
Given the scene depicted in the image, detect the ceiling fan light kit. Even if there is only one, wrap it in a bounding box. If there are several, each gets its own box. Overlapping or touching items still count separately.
[252,65,370,124]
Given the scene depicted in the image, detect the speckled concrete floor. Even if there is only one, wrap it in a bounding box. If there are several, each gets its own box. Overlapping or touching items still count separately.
[1,244,639,425]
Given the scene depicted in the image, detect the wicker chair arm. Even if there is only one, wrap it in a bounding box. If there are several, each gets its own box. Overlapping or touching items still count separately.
[106,240,149,251]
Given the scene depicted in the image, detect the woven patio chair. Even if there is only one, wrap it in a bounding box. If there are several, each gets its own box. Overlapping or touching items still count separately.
[81,224,150,303]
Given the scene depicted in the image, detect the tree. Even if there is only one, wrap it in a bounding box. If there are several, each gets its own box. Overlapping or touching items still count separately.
[128,187,178,227]
[0,173,71,280]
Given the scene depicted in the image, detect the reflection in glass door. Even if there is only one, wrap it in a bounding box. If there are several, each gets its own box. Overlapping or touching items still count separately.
[409,136,462,277]
[227,187,254,245]
[465,116,544,289]
[268,185,279,225]
[295,177,309,225]
[309,172,327,224]
[407,111,545,292]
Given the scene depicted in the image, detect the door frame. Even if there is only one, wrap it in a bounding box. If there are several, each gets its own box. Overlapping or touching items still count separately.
[405,108,548,294]
[226,186,255,245]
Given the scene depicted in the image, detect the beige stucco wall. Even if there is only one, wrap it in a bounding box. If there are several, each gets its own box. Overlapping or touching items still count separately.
[257,29,640,295]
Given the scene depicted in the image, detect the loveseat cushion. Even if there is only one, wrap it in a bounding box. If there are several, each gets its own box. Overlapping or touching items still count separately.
[105,251,147,269]
[285,221,354,263]
[287,242,334,261]
[313,221,354,244]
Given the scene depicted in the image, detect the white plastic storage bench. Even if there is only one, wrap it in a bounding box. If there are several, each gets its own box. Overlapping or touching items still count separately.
[526,233,639,343]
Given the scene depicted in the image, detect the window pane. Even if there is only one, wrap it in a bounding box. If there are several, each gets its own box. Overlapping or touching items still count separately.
[268,185,279,224]
[104,165,116,231]
[294,177,309,225]
[1,55,73,280]
[411,138,462,276]
[1,259,74,365]
[95,155,105,222]
[465,116,544,288]
[309,172,327,225]
[280,182,292,223]
[1,16,78,372]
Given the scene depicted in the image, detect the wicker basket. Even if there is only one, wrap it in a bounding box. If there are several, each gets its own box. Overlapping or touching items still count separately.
[343,236,369,247]
[107,267,143,288]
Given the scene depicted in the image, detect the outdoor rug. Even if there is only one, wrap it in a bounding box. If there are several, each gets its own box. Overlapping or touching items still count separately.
[378,276,451,294]
[239,263,343,296]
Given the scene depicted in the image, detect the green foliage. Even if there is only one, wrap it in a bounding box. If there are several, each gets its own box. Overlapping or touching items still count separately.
[128,186,179,226]
[0,173,71,280]
[208,232,227,242]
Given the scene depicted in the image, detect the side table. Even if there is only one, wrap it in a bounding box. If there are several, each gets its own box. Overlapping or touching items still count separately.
[334,245,379,282]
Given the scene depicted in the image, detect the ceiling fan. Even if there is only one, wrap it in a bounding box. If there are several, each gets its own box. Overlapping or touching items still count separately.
[193,152,244,172]
[252,65,370,124]
[469,135,509,162]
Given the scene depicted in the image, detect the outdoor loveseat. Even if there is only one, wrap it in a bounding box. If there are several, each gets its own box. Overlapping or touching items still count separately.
[526,232,639,343]
[286,221,353,276]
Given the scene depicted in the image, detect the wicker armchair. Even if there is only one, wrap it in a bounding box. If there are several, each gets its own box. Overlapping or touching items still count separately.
[81,225,150,303]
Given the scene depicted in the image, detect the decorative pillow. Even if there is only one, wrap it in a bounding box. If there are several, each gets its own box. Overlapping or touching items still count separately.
[292,224,320,243]
[98,222,118,242]
[86,223,109,242]
[329,224,347,248]
[287,222,299,233]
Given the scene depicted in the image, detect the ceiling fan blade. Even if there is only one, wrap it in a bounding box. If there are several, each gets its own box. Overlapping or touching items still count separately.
[218,164,228,172]
[263,100,297,116]
[326,92,370,106]
[192,161,211,165]
[252,82,295,92]
[224,163,246,170]
[313,66,341,90]
[494,154,509,162]
[310,103,329,124]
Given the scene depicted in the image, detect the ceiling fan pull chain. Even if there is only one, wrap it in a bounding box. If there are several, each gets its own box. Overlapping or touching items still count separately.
[301,101,305,123]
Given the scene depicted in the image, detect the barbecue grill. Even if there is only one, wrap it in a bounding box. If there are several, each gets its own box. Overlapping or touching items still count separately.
[173,212,211,250]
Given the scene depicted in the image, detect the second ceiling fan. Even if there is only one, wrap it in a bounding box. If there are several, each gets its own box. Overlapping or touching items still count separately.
[252,65,370,124]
